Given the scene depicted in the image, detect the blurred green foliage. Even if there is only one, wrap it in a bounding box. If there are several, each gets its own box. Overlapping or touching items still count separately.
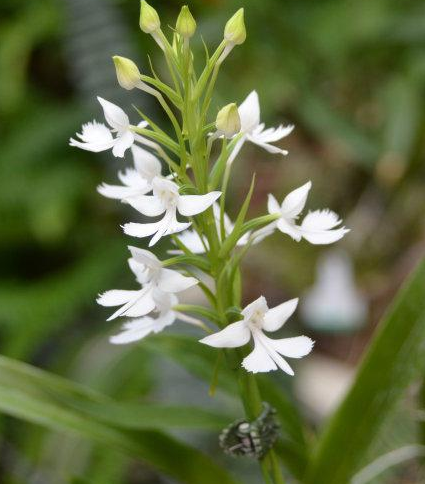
[1,0,425,482]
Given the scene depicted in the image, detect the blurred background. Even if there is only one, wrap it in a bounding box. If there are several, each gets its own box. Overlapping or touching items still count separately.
[0,0,425,482]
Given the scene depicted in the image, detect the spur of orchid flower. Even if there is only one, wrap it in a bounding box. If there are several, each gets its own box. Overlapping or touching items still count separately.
[97,246,197,321]
[123,177,221,246]
[267,181,350,244]
[97,145,163,200]
[200,296,313,375]
[227,90,294,165]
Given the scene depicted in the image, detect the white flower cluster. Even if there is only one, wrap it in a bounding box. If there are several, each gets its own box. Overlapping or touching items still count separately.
[70,75,349,375]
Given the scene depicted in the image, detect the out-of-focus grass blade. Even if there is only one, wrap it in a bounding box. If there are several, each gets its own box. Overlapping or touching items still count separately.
[304,257,425,484]
[0,357,240,484]
[0,355,230,430]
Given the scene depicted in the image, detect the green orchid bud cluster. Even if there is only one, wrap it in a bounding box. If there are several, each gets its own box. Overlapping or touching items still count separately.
[70,4,348,483]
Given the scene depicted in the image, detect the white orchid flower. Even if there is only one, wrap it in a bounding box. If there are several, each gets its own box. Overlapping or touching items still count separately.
[200,296,313,375]
[97,246,197,321]
[169,203,249,254]
[70,97,152,158]
[227,90,294,165]
[267,181,349,245]
[123,177,221,246]
[97,145,162,200]
[110,290,178,344]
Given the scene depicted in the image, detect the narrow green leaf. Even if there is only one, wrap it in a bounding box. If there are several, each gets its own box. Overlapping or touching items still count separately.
[219,174,256,259]
[0,357,240,484]
[304,257,425,484]
[161,254,211,272]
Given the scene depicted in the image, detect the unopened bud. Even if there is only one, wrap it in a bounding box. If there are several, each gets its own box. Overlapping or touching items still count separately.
[216,103,241,138]
[176,5,196,39]
[113,56,142,90]
[140,0,160,34]
[224,8,246,46]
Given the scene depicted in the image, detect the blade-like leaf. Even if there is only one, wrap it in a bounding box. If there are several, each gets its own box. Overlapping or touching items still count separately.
[0,356,239,484]
[304,257,425,484]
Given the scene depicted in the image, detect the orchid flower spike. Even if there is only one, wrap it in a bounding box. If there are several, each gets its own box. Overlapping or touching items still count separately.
[123,177,221,246]
[228,91,294,165]
[97,246,197,321]
[70,97,137,158]
[97,145,162,200]
[201,296,313,375]
[267,181,350,245]
[110,290,178,344]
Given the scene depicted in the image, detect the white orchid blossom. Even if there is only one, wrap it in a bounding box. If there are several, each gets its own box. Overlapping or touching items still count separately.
[267,181,349,245]
[200,296,313,375]
[70,97,139,158]
[97,246,197,321]
[123,177,221,246]
[97,145,162,200]
[227,91,294,165]
[170,203,249,254]
[110,290,178,344]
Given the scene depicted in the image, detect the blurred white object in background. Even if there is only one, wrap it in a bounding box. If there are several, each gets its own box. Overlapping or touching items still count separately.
[296,355,354,420]
[301,250,367,331]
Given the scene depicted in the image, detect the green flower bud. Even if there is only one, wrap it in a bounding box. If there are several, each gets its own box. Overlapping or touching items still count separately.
[139,0,160,34]
[224,8,246,46]
[113,56,142,90]
[176,5,196,39]
[216,103,241,138]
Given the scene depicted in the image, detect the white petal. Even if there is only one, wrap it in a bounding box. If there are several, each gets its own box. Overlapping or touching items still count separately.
[241,296,268,320]
[301,209,341,230]
[97,96,129,131]
[152,176,179,196]
[253,332,295,375]
[107,288,155,321]
[127,258,149,285]
[126,195,165,217]
[300,209,349,245]
[253,125,294,143]
[177,192,221,216]
[69,121,115,152]
[96,290,138,307]
[97,183,148,200]
[271,336,314,358]
[242,334,277,373]
[248,137,288,155]
[148,212,175,247]
[238,91,260,133]
[267,194,281,214]
[157,268,198,293]
[281,181,312,218]
[263,298,299,332]
[276,218,303,241]
[118,168,149,189]
[128,246,160,266]
[172,230,207,254]
[131,145,162,182]
[164,219,192,236]
[200,321,250,348]
[123,220,165,238]
[112,130,134,158]
[110,316,156,344]
[301,228,349,245]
